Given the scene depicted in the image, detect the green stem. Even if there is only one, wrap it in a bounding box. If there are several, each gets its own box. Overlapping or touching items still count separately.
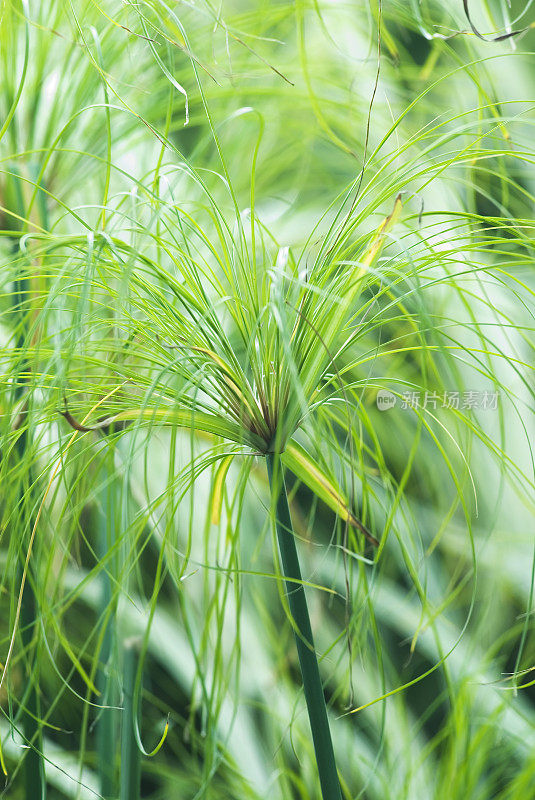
[97,444,117,799]
[15,344,45,800]
[266,454,342,800]
[120,638,141,800]
[18,559,45,800]
[12,221,46,798]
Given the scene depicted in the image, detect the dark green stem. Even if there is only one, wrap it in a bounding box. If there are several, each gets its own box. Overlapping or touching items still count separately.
[12,224,46,798]
[97,445,117,799]
[15,333,45,800]
[120,638,141,800]
[266,454,342,800]
[18,557,45,800]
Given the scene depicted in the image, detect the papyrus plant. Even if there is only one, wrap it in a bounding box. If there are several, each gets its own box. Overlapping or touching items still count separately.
[41,175,451,798]
[19,77,534,784]
[2,1,535,796]
[58,201,399,798]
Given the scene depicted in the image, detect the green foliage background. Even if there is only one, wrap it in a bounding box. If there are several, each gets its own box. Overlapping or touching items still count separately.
[0,0,534,798]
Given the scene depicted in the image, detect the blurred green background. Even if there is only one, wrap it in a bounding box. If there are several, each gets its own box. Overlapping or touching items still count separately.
[1,1,534,798]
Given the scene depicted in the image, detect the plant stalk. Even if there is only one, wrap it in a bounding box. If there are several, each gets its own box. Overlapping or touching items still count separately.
[18,547,45,800]
[10,165,46,797]
[14,292,45,800]
[266,454,342,800]
[96,443,117,799]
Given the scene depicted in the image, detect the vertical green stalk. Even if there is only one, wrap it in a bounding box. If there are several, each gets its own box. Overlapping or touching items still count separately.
[120,638,141,800]
[96,441,117,799]
[17,510,45,800]
[10,167,46,799]
[266,454,342,800]
[15,291,45,800]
